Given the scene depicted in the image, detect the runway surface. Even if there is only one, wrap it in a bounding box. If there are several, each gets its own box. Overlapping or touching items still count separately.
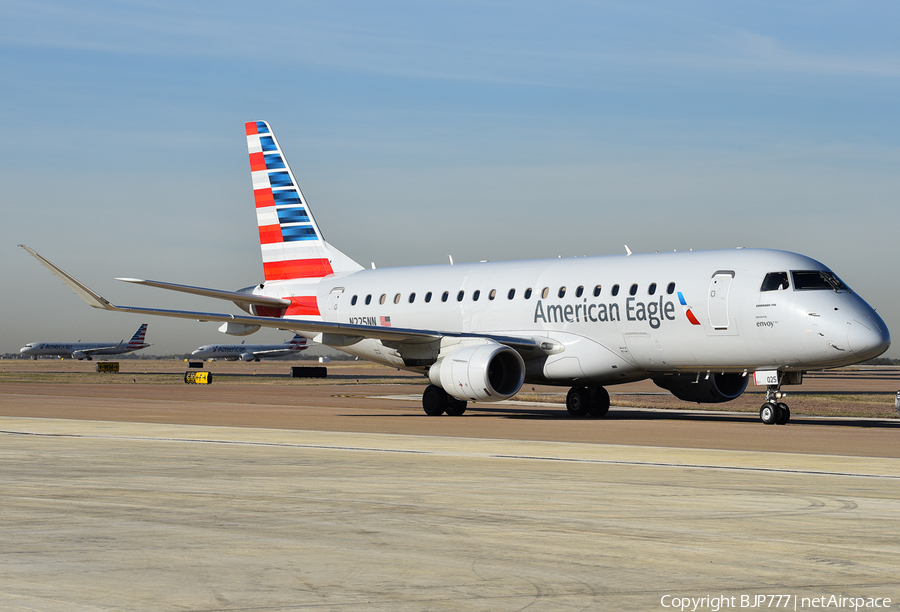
[1,363,898,610]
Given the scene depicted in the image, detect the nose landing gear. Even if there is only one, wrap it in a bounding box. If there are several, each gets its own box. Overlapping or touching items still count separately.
[760,385,790,425]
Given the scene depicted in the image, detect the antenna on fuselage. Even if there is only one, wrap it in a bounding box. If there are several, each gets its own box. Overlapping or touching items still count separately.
[624,245,632,256]
[371,262,376,269]
[448,255,454,265]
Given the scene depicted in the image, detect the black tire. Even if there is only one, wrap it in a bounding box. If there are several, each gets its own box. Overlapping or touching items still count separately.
[776,402,790,425]
[566,387,591,417]
[422,385,447,416]
[444,396,467,416]
[588,386,610,417]
[760,402,779,425]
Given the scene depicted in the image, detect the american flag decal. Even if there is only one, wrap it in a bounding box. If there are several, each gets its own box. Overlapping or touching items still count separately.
[380,316,391,327]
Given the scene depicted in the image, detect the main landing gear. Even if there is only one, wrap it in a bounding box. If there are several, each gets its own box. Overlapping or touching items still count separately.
[565,386,610,418]
[422,385,467,416]
[759,384,790,425]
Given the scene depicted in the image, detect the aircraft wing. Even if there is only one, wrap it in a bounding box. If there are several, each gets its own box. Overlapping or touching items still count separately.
[249,348,296,357]
[80,343,124,355]
[20,246,540,352]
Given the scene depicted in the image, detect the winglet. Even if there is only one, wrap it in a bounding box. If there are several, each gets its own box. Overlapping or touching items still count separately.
[19,245,118,311]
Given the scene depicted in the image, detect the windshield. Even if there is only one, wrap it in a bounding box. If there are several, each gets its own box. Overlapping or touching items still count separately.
[760,272,789,292]
[791,270,852,292]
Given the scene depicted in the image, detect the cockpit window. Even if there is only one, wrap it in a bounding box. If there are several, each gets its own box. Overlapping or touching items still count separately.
[760,272,789,292]
[791,270,851,292]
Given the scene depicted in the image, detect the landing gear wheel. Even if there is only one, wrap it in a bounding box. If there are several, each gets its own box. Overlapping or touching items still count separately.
[444,396,467,416]
[566,387,591,417]
[422,385,447,416]
[776,402,790,425]
[588,386,610,417]
[760,402,779,425]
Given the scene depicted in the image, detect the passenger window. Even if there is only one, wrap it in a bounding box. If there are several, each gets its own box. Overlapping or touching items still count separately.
[648,283,656,296]
[575,286,584,298]
[558,286,566,298]
[542,287,549,299]
[666,282,675,295]
[379,294,386,305]
[593,285,601,297]
[489,289,496,300]
[507,288,515,300]
[351,295,358,306]
[365,294,372,305]
[629,284,638,296]
[524,288,533,299]
[408,293,416,303]
[760,272,790,292]
[394,293,401,304]
[611,284,620,297]
[425,292,432,303]
[441,291,449,302]
[457,290,465,302]
[472,290,480,301]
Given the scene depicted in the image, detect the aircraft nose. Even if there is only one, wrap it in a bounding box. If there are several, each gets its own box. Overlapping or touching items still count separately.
[847,315,891,360]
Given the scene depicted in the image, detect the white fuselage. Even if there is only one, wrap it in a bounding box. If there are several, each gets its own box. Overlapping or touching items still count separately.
[191,343,301,361]
[19,341,142,359]
[256,248,889,386]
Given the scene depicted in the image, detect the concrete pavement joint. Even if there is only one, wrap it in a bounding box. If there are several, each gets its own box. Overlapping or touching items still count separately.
[3,427,898,480]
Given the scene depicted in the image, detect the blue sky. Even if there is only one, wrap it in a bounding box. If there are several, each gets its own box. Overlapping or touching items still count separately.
[2,1,898,357]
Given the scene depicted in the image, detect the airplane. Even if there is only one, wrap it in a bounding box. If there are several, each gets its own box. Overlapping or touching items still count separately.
[20,323,151,360]
[192,334,308,361]
[20,120,891,424]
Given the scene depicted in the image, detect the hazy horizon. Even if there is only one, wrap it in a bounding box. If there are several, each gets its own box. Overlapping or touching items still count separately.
[3,1,897,358]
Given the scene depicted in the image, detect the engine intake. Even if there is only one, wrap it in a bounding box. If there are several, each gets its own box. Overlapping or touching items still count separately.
[652,372,748,404]
[429,343,525,402]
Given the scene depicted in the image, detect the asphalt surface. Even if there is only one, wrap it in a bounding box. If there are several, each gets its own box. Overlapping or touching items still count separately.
[1,361,898,610]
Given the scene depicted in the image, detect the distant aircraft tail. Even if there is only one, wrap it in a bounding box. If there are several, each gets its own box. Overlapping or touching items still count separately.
[125,323,150,349]
[288,334,309,351]
[245,121,362,283]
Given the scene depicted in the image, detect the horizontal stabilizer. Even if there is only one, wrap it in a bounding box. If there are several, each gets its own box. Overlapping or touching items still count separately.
[21,246,541,353]
[116,278,291,308]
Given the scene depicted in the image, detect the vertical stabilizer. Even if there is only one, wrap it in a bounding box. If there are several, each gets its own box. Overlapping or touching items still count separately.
[288,334,308,351]
[245,121,362,282]
[126,323,150,349]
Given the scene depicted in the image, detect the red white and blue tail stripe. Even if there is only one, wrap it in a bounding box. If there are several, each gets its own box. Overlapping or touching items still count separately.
[247,121,357,282]
[288,334,308,351]
[125,323,150,349]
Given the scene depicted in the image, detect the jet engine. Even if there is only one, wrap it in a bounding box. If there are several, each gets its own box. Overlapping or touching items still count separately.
[71,351,88,360]
[428,343,525,402]
[239,352,257,362]
[651,372,748,403]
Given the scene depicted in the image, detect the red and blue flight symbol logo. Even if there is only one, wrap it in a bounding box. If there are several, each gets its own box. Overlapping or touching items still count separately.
[677,292,702,326]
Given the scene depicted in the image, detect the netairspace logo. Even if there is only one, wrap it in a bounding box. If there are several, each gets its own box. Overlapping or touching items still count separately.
[660,594,892,611]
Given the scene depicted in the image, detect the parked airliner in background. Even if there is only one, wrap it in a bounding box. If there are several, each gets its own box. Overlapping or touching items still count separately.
[192,334,308,361]
[20,323,151,360]
[21,121,891,424]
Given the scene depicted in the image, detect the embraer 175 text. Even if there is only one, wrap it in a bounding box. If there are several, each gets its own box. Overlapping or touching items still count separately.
[192,334,308,361]
[20,323,151,360]
[21,121,890,424]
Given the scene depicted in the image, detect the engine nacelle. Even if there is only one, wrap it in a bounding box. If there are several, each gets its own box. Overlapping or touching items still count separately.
[428,343,525,402]
[652,372,748,403]
[71,351,88,360]
[239,352,257,362]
